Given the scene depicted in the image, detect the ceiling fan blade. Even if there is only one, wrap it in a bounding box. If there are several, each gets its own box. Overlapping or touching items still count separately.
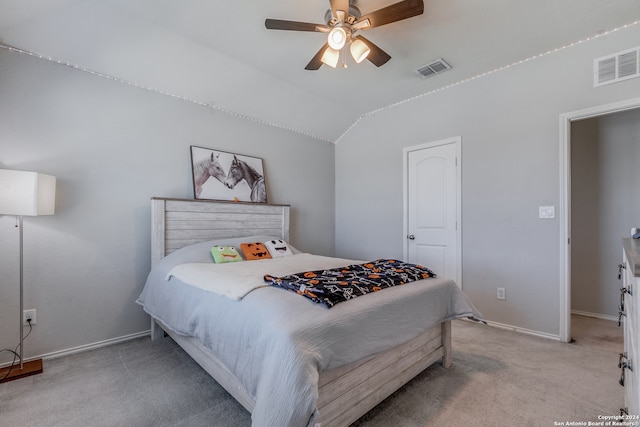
[329,0,350,21]
[355,35,391,67]
[305,43,329,70]
[355,0,424,29]
[265,19,329,32]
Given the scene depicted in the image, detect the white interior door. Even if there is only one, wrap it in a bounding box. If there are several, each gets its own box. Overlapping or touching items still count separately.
[404,138,461,285]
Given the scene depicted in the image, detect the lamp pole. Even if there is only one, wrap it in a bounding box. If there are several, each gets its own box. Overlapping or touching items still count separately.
[18,214,24,370]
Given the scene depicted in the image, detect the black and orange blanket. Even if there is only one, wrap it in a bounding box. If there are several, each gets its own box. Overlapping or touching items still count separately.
[263,259,436,308]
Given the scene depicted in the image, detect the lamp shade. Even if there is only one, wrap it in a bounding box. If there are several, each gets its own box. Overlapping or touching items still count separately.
[321,47,340,68]
[0,169,56,216]
[350,39,371,64]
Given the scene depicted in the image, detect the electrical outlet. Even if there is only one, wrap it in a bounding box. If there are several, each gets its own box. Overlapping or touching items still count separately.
[23,309,36,326]
[497,288,506,300]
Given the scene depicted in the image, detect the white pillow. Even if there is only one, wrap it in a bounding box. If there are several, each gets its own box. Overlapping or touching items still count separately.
[264,239,293,258]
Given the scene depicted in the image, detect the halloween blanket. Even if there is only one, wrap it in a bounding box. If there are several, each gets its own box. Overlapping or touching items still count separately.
[264,259,437,308]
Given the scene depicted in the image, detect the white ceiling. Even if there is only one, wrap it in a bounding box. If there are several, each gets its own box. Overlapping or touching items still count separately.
[1,0,639,142]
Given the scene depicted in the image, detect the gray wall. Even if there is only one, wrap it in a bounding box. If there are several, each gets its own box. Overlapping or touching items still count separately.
[335,25,640,337]
[1,21,639,362]
[572,109,640,318]
[0,50,335,362]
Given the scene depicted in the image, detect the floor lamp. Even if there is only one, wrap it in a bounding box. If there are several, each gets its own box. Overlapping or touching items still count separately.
[0,169,56,382]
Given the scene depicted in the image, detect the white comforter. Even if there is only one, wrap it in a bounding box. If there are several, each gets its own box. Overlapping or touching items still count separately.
[166,253,360,300]
[137,237,482,427]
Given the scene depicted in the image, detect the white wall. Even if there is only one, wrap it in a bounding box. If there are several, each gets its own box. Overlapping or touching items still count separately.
[0,50,335,362]
[335,25,640,337]
[572,109,640,318]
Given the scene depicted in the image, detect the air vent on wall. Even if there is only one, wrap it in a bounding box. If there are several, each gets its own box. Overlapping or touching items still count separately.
[416,58,451,78]
[594,47,640,87]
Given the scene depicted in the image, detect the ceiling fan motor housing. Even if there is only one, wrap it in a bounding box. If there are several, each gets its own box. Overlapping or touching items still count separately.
[324,4,361,25]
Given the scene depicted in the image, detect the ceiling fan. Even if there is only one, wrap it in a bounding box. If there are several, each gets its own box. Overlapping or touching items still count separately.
[265,0,424,70]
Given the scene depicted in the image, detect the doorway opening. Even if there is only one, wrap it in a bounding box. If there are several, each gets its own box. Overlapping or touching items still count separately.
[559,97,640,343]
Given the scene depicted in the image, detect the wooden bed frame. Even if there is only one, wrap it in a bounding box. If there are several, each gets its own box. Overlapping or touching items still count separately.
[149,197,452,427]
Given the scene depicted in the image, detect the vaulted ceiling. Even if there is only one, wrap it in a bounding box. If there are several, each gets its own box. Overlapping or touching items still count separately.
[1,0,639,142]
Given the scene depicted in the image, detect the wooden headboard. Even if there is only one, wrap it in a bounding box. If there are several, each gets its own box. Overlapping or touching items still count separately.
[151,197,290,266]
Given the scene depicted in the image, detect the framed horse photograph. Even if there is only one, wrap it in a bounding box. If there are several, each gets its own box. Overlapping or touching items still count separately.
[190,146,268,203]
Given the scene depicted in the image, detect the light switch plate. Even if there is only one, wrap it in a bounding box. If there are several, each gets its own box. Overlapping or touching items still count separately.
[539,206,555,219]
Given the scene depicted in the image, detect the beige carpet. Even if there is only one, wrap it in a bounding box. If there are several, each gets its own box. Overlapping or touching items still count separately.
[0,315,625,426]
[353,315,624,426]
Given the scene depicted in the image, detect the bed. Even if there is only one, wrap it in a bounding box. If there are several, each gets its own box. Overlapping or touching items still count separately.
[137,197,482,427]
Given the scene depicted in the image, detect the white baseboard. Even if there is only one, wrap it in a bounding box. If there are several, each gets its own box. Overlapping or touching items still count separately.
[42,330,151,361]
[460,311,618,342]
[1,330,151,367]
[460,318,561,341]
[571,309,618,322]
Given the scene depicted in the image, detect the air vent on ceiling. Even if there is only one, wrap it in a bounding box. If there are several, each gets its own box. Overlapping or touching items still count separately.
[594,46,639,87]
[416,58,451,78]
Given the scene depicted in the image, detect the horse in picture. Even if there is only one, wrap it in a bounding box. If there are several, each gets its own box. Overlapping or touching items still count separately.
[193,152,226,198]
[225,155,267,203]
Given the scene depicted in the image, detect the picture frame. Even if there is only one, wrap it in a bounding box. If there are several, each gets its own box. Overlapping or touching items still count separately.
[190,146,268,203]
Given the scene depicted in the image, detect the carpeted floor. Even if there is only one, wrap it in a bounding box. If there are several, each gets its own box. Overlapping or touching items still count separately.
[0,315,624,426]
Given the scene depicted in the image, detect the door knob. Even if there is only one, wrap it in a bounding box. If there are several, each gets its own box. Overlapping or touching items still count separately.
[407,234,415,240]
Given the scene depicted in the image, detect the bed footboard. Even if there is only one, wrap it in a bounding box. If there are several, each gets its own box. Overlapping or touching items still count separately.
[316,320,451,427]
[150,316,451,427]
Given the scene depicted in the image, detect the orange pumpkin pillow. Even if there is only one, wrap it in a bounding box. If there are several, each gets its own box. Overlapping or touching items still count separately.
[240,242,272,261]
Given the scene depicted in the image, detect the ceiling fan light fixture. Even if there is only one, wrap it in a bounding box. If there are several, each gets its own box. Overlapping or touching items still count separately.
[266,0,425,71]
[321,47,340,68]
[350,39,370,63]
[327,27,347,50]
